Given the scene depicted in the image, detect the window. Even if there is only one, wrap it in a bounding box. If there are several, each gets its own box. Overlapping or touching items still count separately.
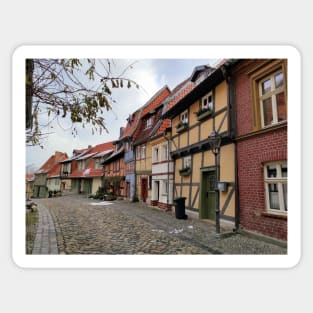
[162,144,168,161]
[113,160,120,172]
[183,156,191,169]
[94,158,103,169]
[264,162,287,213]
[259,71,287,127]
[251,60,287,130]
[146,117,153,129]
[136,145,146,160]
[141,145,146,159]
[77,160,85,170]
[180,110,188,124]
[153,147,159,162]
[201,91,213,111]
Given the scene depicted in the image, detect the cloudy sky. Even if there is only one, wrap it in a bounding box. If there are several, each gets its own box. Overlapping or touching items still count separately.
[26,58,218,171]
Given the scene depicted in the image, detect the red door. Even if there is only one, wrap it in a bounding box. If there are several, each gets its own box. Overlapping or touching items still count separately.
[141,178,148,202]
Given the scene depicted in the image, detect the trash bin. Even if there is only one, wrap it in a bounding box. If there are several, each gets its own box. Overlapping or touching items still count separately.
[174,197,188,219]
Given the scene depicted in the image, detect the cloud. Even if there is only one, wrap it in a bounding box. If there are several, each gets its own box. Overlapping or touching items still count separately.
[26,58,215,168]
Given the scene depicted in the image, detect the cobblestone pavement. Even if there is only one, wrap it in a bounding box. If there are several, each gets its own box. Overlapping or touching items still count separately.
[33,194,287,255]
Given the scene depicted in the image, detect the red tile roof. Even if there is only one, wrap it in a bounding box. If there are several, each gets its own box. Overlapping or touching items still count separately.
[165,80,195,112]
[133,86,171,142]
[36,152,68,178]
[68,141,114,179]
[26,173,35,181]
[119,109,141,140]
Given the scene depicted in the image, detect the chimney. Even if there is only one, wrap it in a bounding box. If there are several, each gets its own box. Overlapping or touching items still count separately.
[120,127,125,138]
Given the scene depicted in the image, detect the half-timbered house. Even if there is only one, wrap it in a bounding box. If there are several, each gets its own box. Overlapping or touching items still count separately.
[133,86,171,203]
[164,62,238,229]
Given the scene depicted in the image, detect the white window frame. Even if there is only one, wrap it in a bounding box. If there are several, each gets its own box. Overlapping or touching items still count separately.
[162,144,168,161]
[259,70,286,128]
[180,110,188,124]
[146,117,153,129]
[153,146,159,163]
[201,91,213,111]
[183,155,191,169]
[264,162,287,213]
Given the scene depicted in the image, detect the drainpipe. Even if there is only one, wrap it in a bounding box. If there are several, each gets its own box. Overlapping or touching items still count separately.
[162,130,174,212]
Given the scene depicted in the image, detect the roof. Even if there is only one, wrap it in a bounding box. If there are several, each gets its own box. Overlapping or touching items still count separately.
[68,141,114,179]
[102,146,125,164]
[119,109,142,140]
[132,86,171,144]
[26,173,35,182]
[36,151,68,175]
[163,60,237,119]
[93,149,114,158]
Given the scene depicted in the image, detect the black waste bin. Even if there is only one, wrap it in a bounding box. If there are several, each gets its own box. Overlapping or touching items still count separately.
[174,197,188,219]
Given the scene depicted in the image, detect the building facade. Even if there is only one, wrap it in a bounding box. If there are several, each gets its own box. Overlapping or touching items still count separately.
[165,63,237,228]
[232,59,288,240]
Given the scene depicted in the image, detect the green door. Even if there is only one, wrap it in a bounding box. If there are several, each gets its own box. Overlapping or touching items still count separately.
[200,170,216,220]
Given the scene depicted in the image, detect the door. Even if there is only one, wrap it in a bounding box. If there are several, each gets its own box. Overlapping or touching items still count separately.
[200,170,216,220]
[141,178,148,202]
[126,182,130,198]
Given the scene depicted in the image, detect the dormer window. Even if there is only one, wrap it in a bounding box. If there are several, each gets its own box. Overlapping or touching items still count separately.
[146,117,153,129]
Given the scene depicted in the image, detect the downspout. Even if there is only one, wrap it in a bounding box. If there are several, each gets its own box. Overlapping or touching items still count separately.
[162,130,174,212]
[228,66,240,231]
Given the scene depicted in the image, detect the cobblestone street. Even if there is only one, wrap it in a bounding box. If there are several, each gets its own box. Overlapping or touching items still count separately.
[33,194,287,255]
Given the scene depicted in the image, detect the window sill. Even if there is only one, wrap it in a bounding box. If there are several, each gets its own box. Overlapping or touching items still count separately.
[261,211,287,220]
[176,124,189,133]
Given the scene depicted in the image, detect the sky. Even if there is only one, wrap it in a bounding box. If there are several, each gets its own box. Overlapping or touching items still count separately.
[26,58,218,171]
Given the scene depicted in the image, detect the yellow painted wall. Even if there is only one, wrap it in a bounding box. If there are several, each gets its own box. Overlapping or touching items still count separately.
[200,119,213,141]
[215,81,227,111]
[215,111,228,133]
[191,185,199,210]
[179,132,188,148]
[202,150,215,168]
[92,177,102,194]
[189,100,200,126]
[189,126,198,146]
[172,115,180,136]
[192,152,201,182]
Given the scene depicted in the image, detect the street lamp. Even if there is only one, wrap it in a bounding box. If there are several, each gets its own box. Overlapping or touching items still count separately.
[209,131,222,235]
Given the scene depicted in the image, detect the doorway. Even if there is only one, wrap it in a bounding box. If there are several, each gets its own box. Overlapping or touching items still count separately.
[200,170,216,220]
[141,178,148,202]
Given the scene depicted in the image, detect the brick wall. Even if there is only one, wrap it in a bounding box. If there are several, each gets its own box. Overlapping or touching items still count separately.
[237,127,287,240]
[233,59,288,241]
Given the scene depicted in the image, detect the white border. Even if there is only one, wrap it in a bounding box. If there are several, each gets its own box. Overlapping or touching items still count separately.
[12,45,301,268]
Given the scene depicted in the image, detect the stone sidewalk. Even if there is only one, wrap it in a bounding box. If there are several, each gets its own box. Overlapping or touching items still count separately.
[32,195,287,255]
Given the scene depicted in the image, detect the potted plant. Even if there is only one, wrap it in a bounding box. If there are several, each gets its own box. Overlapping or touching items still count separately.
[196,107,212,121]
[176,121,188,133]
[179,166,191,176]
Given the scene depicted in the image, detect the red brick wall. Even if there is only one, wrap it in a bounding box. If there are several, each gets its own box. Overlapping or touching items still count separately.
[237,124,287,240]
[233,60,288,241]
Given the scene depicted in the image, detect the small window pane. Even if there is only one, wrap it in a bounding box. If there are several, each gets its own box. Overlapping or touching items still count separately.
[276,92,287,122]
[262,98,273,126]
[275,72,284,88]
[283,183,287,211]
[281,164,287,177]
[262,79,271,95]
[268,184,280,210]
[267,165,277,178]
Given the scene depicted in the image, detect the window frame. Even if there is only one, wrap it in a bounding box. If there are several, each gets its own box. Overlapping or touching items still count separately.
[180,110,188,124]
[250,60,287,130]
[264,161,287,213]
[201,91,214,111]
